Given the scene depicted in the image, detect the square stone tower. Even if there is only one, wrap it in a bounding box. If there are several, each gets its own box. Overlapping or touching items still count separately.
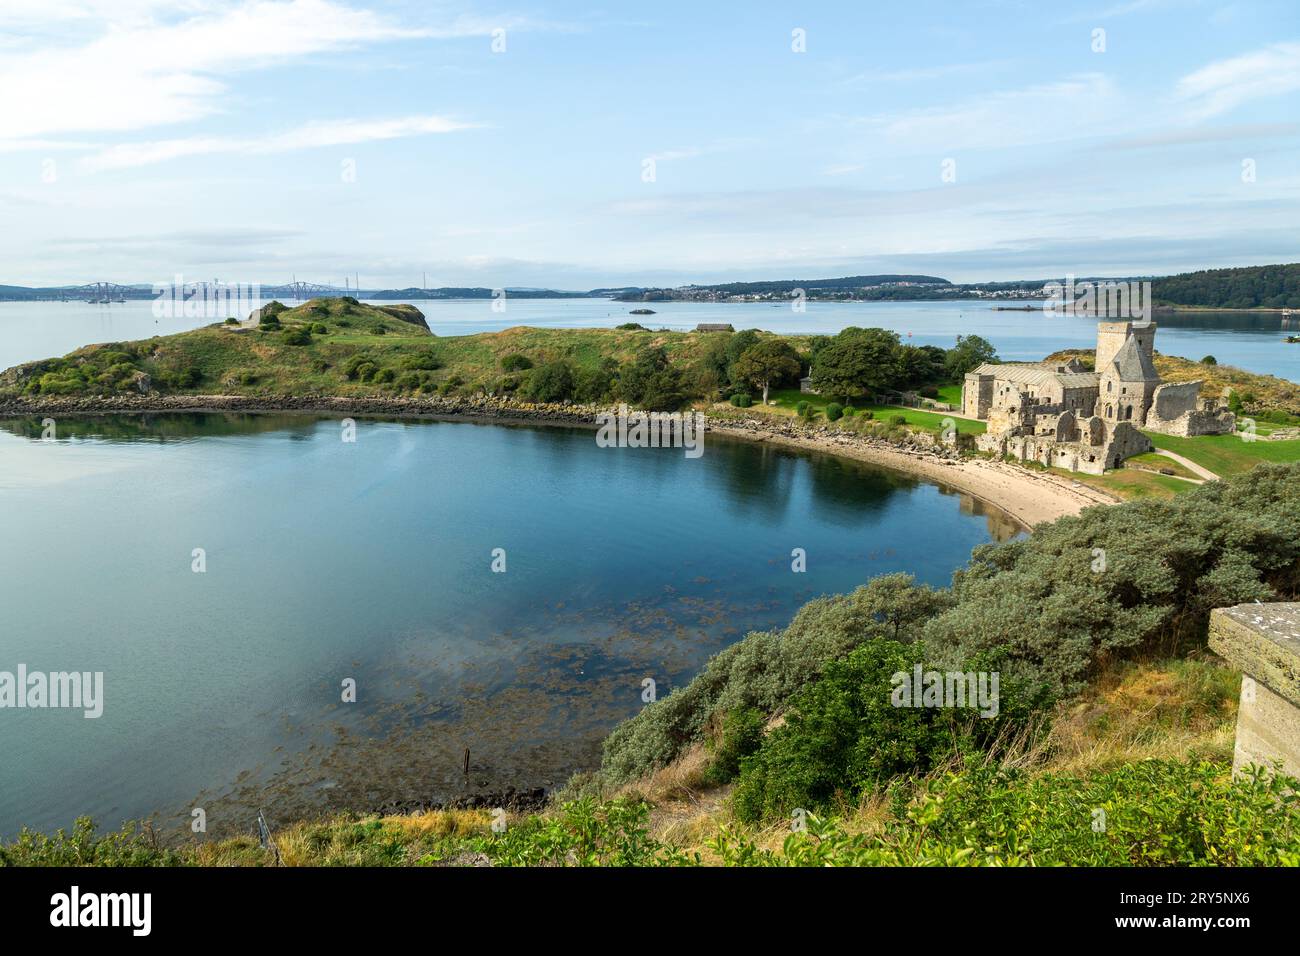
[1095,320,1156,374]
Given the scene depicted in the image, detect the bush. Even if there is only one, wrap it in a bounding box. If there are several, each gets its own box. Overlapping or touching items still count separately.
[599,575,953,784]
[281,327,312,346]
[795,400,810,416]
[889,413,908,426]
[618,347,690,411]
[343,355,378,380]
[919,385,939,398]
[729,393,752,408]
[703,707,765,786]
[842,405,856,417]
[616,322,648,331]
[224,317,239,325]
[730,640,1030,823]
[859,409,873,420]
[400,351,442,371]
[824,402,843,422]
[311,323,329,335]
[1201,355,1218,365]
[501,354,534,372]
[373,368,396,384]
[525,360,576,403]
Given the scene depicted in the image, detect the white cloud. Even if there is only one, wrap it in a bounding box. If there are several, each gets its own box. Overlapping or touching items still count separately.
[855,74,1126,152]
[80,115,478,170]
[1176,41,1300,119]
[0,0,437,140]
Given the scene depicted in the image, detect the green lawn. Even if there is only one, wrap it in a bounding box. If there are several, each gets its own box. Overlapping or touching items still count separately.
[1143,431,1300,477]
[1060,467,1197,500]
[1125,451,1199,481]
[767,389,986,434]
[935,384,963,406]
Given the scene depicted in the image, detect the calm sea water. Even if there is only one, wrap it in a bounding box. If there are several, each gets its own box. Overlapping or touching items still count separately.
[0,413,1015,838]
[1,297,1296,381]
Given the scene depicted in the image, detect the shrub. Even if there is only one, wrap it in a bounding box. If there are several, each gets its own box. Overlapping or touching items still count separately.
[224,317,239,325]
[889,413,908,426]
[373,367,396,384]
[525,360,576,403]
[311,323,329,335]
[795,400,810,416]
[729,393,752,408]
[919,385,939,398]
[343,355,374,380]
[400,351,442,371]
[618,347,690,411]
[859,409,874,420]
[599,575,953,784]
[730,639,1032,823]
[501,354,533,372]
[616,322,648,331]
[1201,355,1218,365]
[281,327,312,346]
[703,707,765,786]
[842,405,856,417]
[824,402,843,422]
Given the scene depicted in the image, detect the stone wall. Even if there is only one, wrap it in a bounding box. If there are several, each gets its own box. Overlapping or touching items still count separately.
[1149,380,1201,421]
[1209,603,1300,779]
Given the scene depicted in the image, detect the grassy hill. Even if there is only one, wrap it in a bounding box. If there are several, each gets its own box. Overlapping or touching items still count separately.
[0,297,814,403]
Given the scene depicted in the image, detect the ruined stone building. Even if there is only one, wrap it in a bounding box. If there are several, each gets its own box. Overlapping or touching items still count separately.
[962,321,1235,474]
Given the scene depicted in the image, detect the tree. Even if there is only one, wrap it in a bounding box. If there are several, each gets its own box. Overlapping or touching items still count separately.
[943,334,998,380]
[808,327,903,401]
[899,344,946,387]
[618,347,690,411]
[525,360,575,402]
[732,339,802,404]
[724,329,762,386]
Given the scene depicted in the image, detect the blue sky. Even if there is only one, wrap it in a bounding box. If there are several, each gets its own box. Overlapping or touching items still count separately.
[0,0,1296,288]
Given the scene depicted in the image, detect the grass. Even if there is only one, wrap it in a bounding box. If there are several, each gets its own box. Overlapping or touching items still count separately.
[1143,431,1300,477]
[1056,466,1196,500]
[1125,451,1199,480]
[935,384,963,406]
[766,388,986,434]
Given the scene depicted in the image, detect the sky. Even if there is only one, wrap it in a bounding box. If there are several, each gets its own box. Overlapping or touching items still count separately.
[0,0,1296,289]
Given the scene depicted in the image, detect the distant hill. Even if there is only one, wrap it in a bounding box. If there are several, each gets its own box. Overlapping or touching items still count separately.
[1153,263,1300,309]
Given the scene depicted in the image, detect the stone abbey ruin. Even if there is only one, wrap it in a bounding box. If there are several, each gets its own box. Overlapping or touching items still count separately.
[963,320,1235,475]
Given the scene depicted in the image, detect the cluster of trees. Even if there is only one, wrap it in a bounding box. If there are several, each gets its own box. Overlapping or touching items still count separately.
[596,462,1300,822]
[1153,263,1300,309]
[808,327,995,402]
